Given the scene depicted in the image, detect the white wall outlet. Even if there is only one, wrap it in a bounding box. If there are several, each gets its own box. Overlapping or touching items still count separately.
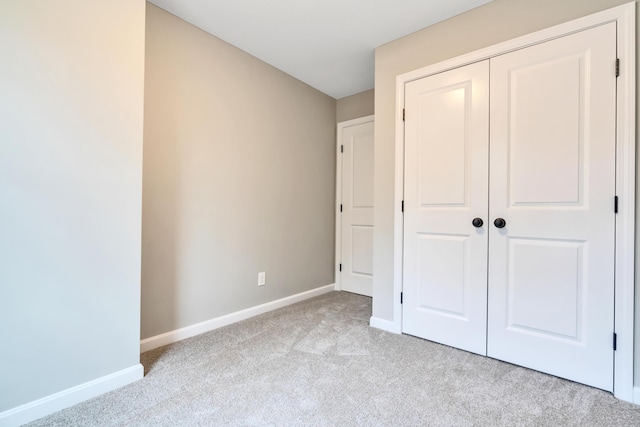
[258,272,266,287]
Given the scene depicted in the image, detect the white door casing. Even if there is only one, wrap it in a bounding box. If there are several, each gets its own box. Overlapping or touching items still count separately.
[336,117,374,296]
[390,3,635,401]
[402,61,489,355]
[487,22,617,391]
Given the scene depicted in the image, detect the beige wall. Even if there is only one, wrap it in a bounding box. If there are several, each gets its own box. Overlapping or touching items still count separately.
[337,89,374,123]
[142,5,337,339]
[0,0,145,413]
[373,0,638,378]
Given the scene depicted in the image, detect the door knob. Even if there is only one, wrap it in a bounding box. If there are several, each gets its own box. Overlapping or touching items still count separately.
[472,218,483,228]
[494,218,506,228]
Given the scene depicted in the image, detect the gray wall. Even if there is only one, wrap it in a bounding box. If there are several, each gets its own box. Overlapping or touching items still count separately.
[373,0,639,381]
[337,90,374,123]
[142,5,337,339]
[0,0,145,411]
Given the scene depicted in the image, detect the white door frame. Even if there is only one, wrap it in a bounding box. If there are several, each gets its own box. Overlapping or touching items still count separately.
[390,3,635,401]
[335,115,375,291]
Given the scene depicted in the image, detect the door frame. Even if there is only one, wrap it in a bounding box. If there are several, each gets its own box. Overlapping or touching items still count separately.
[390,3,635,401]
[335,115,375,292]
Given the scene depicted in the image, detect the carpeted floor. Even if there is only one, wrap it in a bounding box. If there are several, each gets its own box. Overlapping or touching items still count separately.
[26,291,640,426]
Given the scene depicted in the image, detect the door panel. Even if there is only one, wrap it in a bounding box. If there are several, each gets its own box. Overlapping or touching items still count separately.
[352,135,374,208]
[417,85,469,206]
[351,225,373,276]
[416,233,469,317]
[402,60,489,355]
[488,23,616,391]
[341,121,374,296]
[506,238,585,340]
[508,55,583,205]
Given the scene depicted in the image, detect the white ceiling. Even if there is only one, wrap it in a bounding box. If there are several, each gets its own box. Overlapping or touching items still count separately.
[147,0,493,99]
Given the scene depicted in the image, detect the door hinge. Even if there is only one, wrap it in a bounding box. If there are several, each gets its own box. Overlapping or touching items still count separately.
[400,292,403,304]
[340,204,343,212]
[402,108,405,121]
[339,263,342,272]
[613,333,617,351]
[614,196,619,214]
[615,58,620,77]
[401,200,404,212]
[341,144,344,153]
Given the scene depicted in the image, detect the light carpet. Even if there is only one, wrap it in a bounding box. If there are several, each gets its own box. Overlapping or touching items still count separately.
[26,291,640,426]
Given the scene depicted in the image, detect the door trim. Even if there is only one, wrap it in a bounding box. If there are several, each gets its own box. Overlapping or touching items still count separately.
[336,115,375,292]
[390,3,635,401]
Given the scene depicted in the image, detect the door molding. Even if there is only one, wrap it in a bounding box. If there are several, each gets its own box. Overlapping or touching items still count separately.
[391,3,635,401]
[336,115,375,292]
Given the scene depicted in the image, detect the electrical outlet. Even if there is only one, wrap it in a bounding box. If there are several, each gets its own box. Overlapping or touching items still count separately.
[258,272,266,287]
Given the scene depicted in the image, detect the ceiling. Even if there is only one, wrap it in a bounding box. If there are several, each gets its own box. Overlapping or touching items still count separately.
[147,0,493,99]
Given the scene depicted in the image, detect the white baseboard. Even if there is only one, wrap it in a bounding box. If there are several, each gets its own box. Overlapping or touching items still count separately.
[370,316,402,334]
[633,387,640,405]
[0,363,143,427]
[140,284,336,353]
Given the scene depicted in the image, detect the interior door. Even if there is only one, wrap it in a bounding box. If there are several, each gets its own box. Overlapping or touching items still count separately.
[402,61,489,355]
[340,120,374,296]
[487,23,617,391]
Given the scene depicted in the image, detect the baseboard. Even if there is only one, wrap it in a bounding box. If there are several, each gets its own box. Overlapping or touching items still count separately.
[140,283,336,353]
[0,363,143,427]
[633,387,640,405]
[370,316,402,334]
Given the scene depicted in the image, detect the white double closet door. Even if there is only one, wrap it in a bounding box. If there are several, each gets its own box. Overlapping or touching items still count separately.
[402,23,617,391]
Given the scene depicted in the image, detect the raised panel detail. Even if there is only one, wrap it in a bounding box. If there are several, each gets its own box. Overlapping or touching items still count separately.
[506,238,585,340]
[418,83,470,207]
[351,225,373,276]
[352,133,374,208]
[508,55,584,206]
[417,233,469,318]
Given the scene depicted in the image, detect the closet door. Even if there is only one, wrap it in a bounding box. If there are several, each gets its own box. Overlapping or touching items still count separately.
[487,23,617,391]
[402,61,489,355]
